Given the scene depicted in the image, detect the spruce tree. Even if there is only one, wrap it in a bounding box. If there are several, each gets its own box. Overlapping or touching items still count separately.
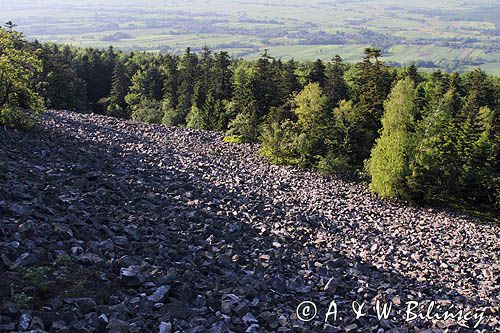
[469,106,498,206]
[107,57,130,118]
[308,59,326,87]
[213,51,232,101]
[227,61,259,140]
[161,54,180,125]
[166,47,199,126]
[323,99,363,170]
[409,85,461,202]
[324,55,348,109]
[253,51,280,120]
[279,59,301,100]
[125,57,165,122]
[461,69,496,118]
[347,48,394,166]
[37,43,88,112]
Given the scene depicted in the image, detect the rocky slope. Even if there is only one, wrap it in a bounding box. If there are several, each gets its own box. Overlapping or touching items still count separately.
[0,110,498,333]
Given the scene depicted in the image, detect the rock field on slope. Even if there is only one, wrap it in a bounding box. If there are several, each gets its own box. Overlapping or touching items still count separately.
[0,110,498,332]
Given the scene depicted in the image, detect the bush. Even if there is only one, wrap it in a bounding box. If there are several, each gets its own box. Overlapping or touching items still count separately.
[0,28,44,128]
[130,98,162,123]
[260,119,300,165]
[223,135,246,144]
[0,107,42,129]
[227,110,260,142]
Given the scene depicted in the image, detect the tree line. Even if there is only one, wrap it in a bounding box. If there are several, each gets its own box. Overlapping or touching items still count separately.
[1,26,498,211]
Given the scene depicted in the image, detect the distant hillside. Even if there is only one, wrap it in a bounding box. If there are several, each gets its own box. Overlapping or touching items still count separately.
[1,0,499,74]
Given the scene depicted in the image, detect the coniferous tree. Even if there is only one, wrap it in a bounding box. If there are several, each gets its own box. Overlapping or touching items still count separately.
[125,57,165,123]
[409,85,461,202]
[369,78,417,198]
[320,99,364,171]
[461,69,496,118]
[398,63,423,85]
[213,51,233,101]
[75,48,115,113]
[260,105,298,165]
[107,56,131,118]
[227,61,259,140]
[161,54,180,125]
[467,106,498,206]
[130,98,163,124]
[279,59,301,100]
[347,48,394,166]
[308,59,326,87]
[187,47,215,129]
[454,69,497,203]
[37,44,88,112]
[253,51,280,120]
[324,55,348,109]
[187,93,224,131]
[194,46,213,109]
[211,51,233,130]
[173,47,199,126]
[2,28,498,209]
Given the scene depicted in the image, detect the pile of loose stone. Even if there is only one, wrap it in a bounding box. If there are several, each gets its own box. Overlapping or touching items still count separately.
[0,110,497,332]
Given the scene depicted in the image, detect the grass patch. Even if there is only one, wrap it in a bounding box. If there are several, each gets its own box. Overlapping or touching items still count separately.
[223,135,247,144]
[449,203,500,224]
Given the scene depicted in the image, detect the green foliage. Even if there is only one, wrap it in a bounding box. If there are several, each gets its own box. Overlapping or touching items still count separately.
[408,85,460,201]
[0,27,44,128]
[260,106,300,165]
[279,59,301,99]
[253,52,281,119]
[17,266,51,292]
[187,94,227,131]
[12,292,32,308]
[324,55,348,108]
[260,83,331,167]
[470,106,498,206]
[37,44,88,112]
[2,26,497,210]
[345,48,395,166]
[227,108,260,142]
[321,99,363,172]
[223,135,246,144]
[162,98,183,126]
[107,56,131,117]
[292,82,331,166]
[308,59,326,87]
[174,47,199,126]
[369,78,417,198]
[74,47,116,113]
[130,98,163,123]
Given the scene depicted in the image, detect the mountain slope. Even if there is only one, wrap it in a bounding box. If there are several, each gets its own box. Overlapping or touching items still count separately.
[0,110,498,332]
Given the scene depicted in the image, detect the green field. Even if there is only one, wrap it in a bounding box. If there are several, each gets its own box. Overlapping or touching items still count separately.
[1,0,498,73]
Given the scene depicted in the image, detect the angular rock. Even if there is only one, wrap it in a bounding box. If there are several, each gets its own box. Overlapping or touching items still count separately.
[120,266,144,287]
[148,285,170,303]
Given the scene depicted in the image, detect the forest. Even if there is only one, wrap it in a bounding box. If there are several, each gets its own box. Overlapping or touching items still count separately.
[1,26,499,212]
